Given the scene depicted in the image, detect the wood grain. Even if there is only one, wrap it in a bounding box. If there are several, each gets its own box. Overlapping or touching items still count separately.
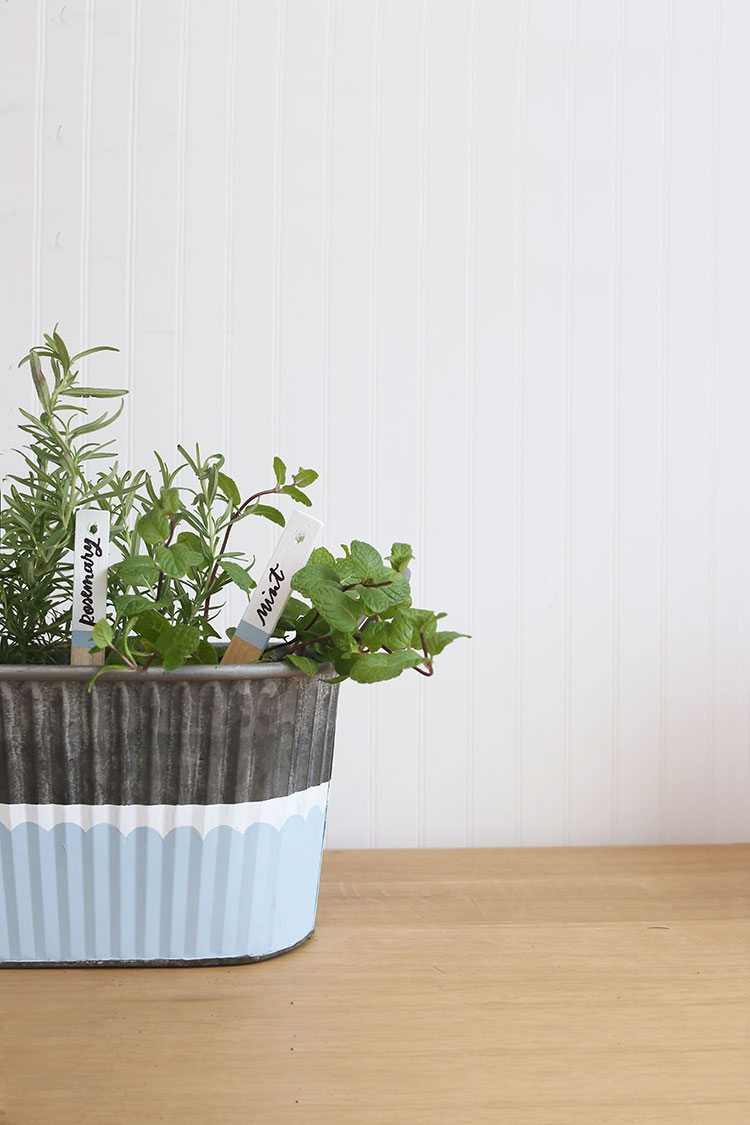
[0,845,748,1123]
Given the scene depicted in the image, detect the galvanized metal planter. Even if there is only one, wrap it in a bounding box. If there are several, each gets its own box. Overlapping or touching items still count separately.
[0,663,338,967]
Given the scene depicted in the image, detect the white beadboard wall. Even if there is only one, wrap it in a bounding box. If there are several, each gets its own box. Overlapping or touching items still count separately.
[1,0,749,847]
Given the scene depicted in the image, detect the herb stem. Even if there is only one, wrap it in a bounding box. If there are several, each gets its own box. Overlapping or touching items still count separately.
[202,484,282,620]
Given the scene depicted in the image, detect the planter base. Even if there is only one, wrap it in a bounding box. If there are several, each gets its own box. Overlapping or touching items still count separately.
[0,929,315,969]
[0,803,327,966]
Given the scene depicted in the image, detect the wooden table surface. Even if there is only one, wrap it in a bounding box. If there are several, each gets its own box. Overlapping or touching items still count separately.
[0,845,748,1124]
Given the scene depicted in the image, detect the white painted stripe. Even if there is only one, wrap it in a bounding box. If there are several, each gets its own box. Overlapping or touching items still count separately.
[0,782,330,840]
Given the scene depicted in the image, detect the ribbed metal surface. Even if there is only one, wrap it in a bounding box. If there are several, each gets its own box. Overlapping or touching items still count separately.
[0,665,339,805]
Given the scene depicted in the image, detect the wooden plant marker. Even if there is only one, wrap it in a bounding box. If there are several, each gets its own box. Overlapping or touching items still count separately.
[70,508,110,667]
[221,509,322,665]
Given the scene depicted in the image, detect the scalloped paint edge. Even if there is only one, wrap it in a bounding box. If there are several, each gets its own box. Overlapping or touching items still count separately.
[0,780,329,838]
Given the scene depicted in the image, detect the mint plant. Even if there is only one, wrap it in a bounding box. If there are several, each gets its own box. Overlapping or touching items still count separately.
[1,332,466,683]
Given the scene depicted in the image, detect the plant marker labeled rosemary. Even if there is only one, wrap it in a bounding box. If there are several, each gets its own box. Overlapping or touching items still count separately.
[222,508,322,665]
[70,508,110,666]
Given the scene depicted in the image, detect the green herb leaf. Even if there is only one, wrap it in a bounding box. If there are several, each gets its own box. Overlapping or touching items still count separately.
[153,542,203,579]
[291,562,338,599]
[385,608,414,651]
[273,456,287,486]
[135,609,169,643]
[176,531,207,558]
[69,345,120,364]
[28,352,51,409]
[249,503,285,527]
[386,542,414,573]
[277,596,311,628]
[311,582,361,632]
[357,574,411,615]
[91,619,113,650]
[293,468,318,488]
[155,623,201,670]
[159,486,182,515]
[136,510,170,545]
[112,555,160,587]
[286,653,318,676]
[281,485,312,507]
[61,386,128,398]
[349,650,422,683]
[194,639,219,665]
[112,593,161,617]
[220,560,256,592]
[308,546,336,569]
[429,630,469,655]
[217,472,241,507]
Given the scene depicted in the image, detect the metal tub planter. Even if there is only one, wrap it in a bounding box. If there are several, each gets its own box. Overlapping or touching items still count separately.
[0,663,338,967]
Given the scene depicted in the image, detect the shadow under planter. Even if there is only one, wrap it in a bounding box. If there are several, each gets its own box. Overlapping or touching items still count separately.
[0,663,338,967]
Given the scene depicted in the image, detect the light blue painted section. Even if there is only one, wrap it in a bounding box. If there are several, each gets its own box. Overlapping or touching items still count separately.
[0,808,326,964]
[234,618,269,650]
[70,629,93,648]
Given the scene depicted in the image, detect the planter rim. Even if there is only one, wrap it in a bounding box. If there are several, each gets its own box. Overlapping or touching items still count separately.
[0,661,320,685]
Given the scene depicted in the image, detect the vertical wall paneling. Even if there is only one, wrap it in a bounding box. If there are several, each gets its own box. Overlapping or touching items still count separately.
[615,0,670,842]
[371,0,423,848]
[567,0,618,845]
[0,1,38,445]
[470,0,522,846]
[664,2,714,842]
[518,1,570,845]
[715,0,750,842]
[323,0,380,847]
[464,0,480,845]
[1,0,749,848]
[84,0,135,459]
[421,0,472,846]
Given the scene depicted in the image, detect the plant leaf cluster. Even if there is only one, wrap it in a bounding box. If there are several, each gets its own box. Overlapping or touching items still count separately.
[269,540,467,683]
[1,332,466,683]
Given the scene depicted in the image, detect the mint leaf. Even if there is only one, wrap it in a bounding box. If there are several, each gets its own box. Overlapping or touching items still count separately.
[249,503,285,527]
[357,575,411,615]
[194,639,219,665]
[311,582,361,632]
[349,650,421,683]
[291,562,338,599]
[293,467,318,488]
[278,596,311,629]
[281,485,312,507]
[386,542,414,573]
[159,486,181,514]
[133,608,168,643]
[336,540,383,584]
[429,630,469,655]
[113,593,161,617]
[273,456,287,486]
[112,555,159,587]
[217,472,241,507]
[286,653,318,676]
[137,510,170,545]
[308,546,336,568]
[384,608,414,651]
[155,623,201,670]
[91,619,113,650]
[220,560,256,592]
[177,531,208,559]
[153,542,203,579]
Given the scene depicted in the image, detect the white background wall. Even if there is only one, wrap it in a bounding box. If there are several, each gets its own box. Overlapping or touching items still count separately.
[1,0,749,847]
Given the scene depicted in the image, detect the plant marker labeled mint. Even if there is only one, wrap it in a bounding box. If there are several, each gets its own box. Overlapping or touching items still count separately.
[70,508,110,667]
[222,508,322,665]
